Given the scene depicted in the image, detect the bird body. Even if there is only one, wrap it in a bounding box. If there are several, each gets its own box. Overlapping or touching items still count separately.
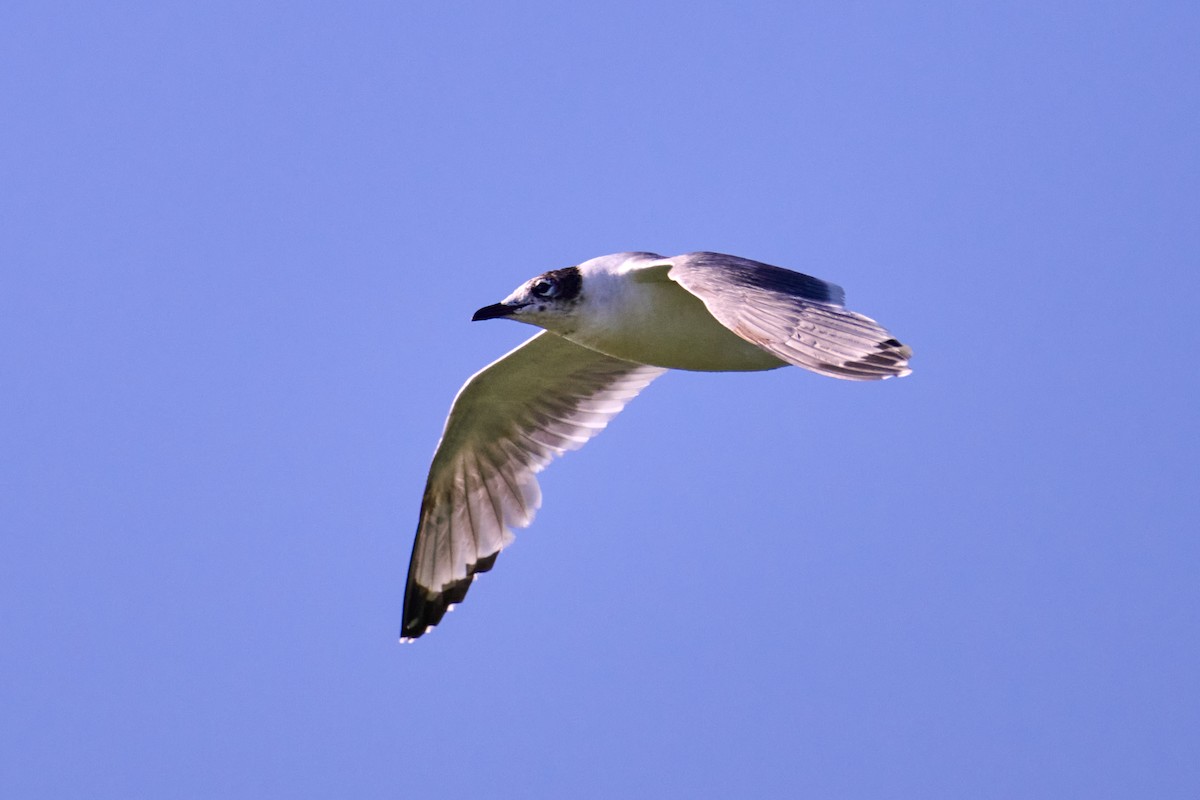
[543,254,787,372]
[402,251,912,641]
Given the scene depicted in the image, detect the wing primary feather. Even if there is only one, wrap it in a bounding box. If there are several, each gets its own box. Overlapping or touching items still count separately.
[401,332,664,641]
[668,253,912,381]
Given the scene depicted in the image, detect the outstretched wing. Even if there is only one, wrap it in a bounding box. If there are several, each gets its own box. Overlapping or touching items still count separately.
[665,252,912,380]
[402,331,665,641]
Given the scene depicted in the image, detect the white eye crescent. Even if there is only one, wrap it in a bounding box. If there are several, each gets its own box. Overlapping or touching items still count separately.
[531,278,558,298]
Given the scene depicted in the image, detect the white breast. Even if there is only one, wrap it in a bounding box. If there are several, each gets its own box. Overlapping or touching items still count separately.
[566,277,786,373]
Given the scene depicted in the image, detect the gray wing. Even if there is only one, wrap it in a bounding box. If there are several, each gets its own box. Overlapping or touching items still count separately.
[402,331,665,641]
[666,252,913,380]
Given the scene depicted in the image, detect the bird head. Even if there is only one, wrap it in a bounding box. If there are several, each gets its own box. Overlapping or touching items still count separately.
[472,265,585,331]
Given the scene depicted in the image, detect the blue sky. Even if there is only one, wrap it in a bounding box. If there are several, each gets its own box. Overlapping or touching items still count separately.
[2,2,1198,797]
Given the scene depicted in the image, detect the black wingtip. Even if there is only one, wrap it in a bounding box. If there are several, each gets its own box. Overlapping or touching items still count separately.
[839,337,913,379]
[400,552,501,641]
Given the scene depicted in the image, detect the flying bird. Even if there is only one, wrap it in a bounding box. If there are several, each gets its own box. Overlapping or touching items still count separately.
[401,251,911,641]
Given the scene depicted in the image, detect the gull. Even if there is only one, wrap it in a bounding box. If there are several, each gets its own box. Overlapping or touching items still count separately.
[401,251,912,641]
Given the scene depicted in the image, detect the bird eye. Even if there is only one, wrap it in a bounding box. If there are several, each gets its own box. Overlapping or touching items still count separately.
[530,278,558,298]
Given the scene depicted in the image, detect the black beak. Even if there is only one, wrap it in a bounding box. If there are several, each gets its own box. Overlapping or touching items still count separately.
[471,302,519,321]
